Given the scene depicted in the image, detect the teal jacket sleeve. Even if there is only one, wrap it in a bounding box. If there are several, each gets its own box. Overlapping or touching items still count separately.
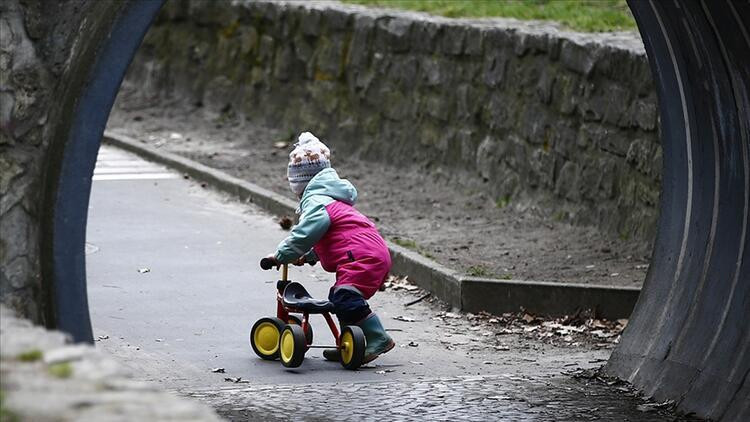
[274,202,331,263]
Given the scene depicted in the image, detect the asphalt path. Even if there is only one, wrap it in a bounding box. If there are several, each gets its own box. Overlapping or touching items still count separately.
[84,146,683,420]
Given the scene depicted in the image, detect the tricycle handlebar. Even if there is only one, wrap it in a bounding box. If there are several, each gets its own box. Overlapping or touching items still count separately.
[260,257,277,270]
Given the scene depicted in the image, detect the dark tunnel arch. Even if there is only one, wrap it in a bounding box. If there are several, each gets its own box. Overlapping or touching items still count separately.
[40,0,748,419]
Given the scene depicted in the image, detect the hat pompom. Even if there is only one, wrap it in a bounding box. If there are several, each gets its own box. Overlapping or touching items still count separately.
[287,131,331,196]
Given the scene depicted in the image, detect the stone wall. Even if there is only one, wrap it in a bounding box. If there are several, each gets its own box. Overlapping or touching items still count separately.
[1,0,136,322]
[0,0,86,322]
[124,0,660,243]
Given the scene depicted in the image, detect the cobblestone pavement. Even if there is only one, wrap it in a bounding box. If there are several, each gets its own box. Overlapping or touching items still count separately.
[186,373,695,421]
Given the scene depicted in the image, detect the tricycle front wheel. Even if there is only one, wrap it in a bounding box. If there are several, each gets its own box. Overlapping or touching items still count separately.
[250,317,285,360]
[279,324,307,368]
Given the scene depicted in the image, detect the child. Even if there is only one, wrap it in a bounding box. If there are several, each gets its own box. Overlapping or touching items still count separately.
[265,132,395,363]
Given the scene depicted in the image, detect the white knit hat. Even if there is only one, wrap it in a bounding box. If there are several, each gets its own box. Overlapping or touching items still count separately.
[287,132,331,196]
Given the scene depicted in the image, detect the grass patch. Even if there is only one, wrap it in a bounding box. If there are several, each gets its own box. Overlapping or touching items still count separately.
[467,265,490,277]
[391,237,435,259]
[16,349,43,362]
[343,0,635,32]
[1,390,20,422]
[392,237,418,250]
[499,273,513,280]
[48,362,73,379]
[495,195,511,209]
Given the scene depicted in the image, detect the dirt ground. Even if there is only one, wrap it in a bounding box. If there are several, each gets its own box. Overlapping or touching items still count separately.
[106,92,651,287]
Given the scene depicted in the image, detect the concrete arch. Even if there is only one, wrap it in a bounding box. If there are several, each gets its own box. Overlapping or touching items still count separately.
[35,0,747,419]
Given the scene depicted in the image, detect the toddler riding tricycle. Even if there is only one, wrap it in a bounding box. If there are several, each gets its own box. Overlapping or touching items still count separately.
[249,258,367,370]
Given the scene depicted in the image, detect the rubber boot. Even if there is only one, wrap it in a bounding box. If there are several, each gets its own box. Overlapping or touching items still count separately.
[359,313,395,363]
[322,348,340,362]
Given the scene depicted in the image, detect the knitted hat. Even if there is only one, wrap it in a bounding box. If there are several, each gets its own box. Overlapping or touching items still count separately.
[287,132,331,196]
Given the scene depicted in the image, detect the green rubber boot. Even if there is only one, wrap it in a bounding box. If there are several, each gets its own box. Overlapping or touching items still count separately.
[322,349,340,361]
[359,313,395,363]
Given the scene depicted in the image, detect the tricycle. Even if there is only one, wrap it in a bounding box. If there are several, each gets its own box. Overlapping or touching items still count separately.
[249,258,367,370]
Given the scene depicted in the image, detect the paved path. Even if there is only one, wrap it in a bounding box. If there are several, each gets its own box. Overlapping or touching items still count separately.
[85,146,685,420]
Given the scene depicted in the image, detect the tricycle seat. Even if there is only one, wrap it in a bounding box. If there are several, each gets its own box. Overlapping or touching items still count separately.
[283,282,334,313]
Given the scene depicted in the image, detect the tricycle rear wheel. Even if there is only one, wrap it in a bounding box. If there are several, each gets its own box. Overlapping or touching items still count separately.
[339,325,366,370]
[287,315,313,345]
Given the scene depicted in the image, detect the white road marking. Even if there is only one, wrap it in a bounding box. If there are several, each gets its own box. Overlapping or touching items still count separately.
[93,173,179,181]
[94,145,179,181]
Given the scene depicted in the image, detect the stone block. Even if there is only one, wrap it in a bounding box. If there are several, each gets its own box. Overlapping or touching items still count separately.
[420,56,443,87]
[422,93,452,122]
[273,45,295,81]
[301,7,322,36]
[390,56,419,88]
[560,39,598,77]
[483,48,507,87]
[463,26,484,56]
[633,97,657,131]
[374,17,412,53]
[555,160,581,201]
[322,7,351,31]
[410,20,439,53]
[440,24,465,55]
[257,34,275,62]
[348,15,374,67]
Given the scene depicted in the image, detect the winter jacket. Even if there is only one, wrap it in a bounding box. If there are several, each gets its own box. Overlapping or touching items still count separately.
[274,168,391,298]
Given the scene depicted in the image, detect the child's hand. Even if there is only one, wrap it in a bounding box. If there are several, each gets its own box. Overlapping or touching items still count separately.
[292,256,306,266]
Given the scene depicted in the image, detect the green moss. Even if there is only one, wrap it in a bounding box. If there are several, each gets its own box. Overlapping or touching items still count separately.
[499,273,513,280]
[393,238,418,250]
[553,210,567,221]
[343,0,635,32]
[17,349,43,362]
[222,20,240,38]
[495,195,511,209]
[619,229,630,241]
[467,265,490,277]
[48,362,73,379]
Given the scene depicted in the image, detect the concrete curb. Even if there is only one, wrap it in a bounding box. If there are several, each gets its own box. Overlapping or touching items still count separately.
[103,131,641,318]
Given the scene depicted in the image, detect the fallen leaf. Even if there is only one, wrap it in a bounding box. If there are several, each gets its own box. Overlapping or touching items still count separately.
[408,341,418,347]
[211,367,225,373]
[96,335,109,341]
[393,315,416,322]
[137,268,151,273]
[274,141,289,149]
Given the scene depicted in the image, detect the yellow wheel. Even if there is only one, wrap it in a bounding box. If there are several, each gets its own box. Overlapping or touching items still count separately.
[279,324,306,368]
[287,315,313,345]
[339,326,366,370]
[250,317,284,360]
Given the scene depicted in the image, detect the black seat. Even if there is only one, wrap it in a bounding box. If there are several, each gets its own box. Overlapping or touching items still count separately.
[282,282,334,313]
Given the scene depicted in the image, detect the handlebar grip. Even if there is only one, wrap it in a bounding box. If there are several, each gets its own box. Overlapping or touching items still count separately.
[260,258,276,270]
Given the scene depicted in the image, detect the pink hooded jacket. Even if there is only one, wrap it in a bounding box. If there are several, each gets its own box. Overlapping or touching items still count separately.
[274,168,391,298]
